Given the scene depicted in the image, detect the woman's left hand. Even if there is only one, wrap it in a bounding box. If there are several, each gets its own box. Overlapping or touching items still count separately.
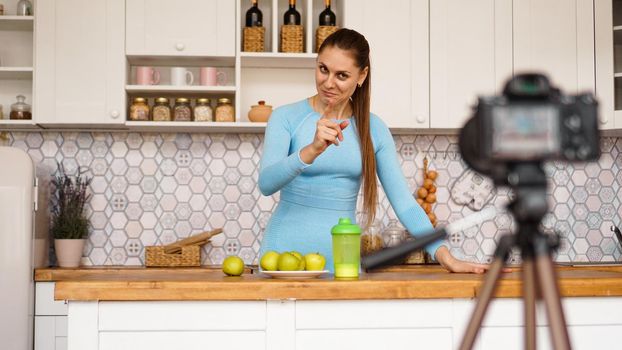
[435,246,491,274]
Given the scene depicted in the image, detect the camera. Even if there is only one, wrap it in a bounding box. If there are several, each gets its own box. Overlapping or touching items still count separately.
[460,73,600,184]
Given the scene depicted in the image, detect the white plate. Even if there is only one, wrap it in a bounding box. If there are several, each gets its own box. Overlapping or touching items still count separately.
[261,270,329,279]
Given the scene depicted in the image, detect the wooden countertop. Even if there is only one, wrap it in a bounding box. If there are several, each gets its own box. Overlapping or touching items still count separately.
[34,265,622,301]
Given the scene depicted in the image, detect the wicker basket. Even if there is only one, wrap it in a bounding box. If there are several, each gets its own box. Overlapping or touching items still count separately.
[316,25,338,52]
[145,245,201,267]
[243,26,265,52]
[280,25,303,53]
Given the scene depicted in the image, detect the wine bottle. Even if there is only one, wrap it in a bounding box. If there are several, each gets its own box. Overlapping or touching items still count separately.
[319,0,336,26]
[284,0,301,25]
[245,0,263,27]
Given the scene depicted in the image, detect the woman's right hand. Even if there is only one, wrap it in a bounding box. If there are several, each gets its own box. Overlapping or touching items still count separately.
[300,103,350,164]
[311,104,350,152]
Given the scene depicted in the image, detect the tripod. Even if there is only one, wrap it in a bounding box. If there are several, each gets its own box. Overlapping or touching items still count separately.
[459,164,571,350]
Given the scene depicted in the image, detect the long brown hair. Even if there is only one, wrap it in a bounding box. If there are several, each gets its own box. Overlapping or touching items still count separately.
[319,28,377,228]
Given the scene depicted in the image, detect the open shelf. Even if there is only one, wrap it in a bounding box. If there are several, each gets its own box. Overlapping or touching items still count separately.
[125,120,266,133]
[240,52,317,68]
[0,119,38,130]
[0,67,33,79]
[0,16,34,31]
[126,55,236,68]
[126,85,236,94]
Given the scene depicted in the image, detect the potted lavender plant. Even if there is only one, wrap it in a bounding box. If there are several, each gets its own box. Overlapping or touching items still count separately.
[51,164,92,267]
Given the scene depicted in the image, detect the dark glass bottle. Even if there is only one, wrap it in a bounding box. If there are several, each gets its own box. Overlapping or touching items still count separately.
[245,0,263,27]
[284,0,301,25]
[319,0,336,26]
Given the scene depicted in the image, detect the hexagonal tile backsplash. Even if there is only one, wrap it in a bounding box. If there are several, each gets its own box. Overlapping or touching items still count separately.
[4,132,622,266]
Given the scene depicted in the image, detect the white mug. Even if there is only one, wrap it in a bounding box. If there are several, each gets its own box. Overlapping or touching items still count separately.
[170,67,194,86]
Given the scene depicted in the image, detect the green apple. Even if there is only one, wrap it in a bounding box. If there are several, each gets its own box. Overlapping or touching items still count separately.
[289,251,303,261]
[289,251,305,270]
[260,251,280,271]
[304,253,326,271]
[277,252,300,271]
[222,256,245,276]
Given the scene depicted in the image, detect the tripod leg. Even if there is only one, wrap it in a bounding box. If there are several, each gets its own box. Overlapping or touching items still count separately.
[522,257,537,350]
[459,235,514,350]
[534,240,571,350]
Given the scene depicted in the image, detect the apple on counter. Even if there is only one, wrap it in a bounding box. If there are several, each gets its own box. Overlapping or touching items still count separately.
[260,251,326,272]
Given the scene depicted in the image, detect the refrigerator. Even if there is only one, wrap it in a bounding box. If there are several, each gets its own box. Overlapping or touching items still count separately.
[0,146,47,349]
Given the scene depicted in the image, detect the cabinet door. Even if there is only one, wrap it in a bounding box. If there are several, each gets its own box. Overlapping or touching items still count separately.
[343,0,427,128]
[126,0,235,57]
[513,0,595,95]
[593,0,615,129]
[35,0,125,124]
[429,0,513,129]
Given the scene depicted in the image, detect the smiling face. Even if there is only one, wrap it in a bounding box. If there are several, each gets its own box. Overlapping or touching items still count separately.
[315,46,369,107]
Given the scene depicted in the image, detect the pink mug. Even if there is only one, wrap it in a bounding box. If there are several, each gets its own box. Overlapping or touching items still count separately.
[200,67,227,86]
[136,66,160,85]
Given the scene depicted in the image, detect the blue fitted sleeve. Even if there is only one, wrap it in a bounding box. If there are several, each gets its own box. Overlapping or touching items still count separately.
[258,107,310,196]
[371,116,442,258]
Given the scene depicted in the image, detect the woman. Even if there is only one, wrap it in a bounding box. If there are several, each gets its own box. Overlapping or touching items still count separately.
[258,28,488,273]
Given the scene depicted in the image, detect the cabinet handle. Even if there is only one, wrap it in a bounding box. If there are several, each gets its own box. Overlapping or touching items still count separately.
[176,43,185,51]
[110,110,120,119]
[416,115,426,123]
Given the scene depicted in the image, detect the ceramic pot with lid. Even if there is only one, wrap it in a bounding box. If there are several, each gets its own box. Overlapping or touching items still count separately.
[248,100,272,122]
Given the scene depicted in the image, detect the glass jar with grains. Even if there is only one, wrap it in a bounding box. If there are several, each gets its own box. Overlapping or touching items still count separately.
[152,97,172,121]
[193,98,213,122]
[129,97,150,121]
[10,95,32,120]
[360,219,383,256]
[173,98,193,121]
[214,98,235,122]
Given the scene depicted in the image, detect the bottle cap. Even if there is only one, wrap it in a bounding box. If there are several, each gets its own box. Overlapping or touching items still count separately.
[331,218,361,235]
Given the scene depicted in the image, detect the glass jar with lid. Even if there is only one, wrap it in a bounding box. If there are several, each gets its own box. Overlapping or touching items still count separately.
[360,219,383,256]
[129,97,150,121]
[10,95,32,120]
[193,98,213,122]
[152,97,172,121]
[173,98,193,121]
[214,98,235,122]
[383,219,406,248]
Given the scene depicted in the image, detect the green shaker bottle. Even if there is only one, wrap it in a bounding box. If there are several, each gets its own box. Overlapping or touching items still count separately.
[331,218,362,278]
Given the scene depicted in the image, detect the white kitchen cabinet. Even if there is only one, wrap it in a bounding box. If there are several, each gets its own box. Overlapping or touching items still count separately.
[35,283,68,350]
[429,0,513,129]
[513,0,595,95]
[343,0,429,129]
[35,316,67,350]
[63,297,622,350]
[0,1,37,129]
[126,0,235,57]
[34,0,126,125]
[295,300,453,350]
[595,0,621,129]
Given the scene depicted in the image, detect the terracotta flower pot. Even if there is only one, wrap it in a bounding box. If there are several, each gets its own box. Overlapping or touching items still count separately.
[54,239,85,268]
[248,100,272,122]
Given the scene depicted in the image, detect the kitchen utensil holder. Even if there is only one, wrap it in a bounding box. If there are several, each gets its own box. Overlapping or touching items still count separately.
[145,245,201,267]
[316,25,338,52]
[243,26,265,52]
[280,25,303,53]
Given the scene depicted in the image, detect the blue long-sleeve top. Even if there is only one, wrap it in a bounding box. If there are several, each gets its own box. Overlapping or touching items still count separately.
[258,98,441,258]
